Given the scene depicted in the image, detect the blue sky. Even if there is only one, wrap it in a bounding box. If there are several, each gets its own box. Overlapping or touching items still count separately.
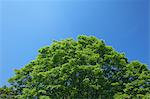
[0,0,149,86]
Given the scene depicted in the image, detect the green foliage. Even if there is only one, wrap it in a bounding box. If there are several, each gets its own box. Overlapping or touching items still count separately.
[1,35,150,98]
[0,86,17,99]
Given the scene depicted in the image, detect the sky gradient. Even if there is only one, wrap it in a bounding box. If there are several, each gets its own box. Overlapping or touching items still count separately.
[0,0,149,86]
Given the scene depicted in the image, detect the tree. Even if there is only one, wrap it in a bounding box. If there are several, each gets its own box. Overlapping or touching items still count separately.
[0,86,17,98]
[1,35,150,98]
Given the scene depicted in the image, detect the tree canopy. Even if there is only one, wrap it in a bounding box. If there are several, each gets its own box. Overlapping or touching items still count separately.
[1,35,150,99]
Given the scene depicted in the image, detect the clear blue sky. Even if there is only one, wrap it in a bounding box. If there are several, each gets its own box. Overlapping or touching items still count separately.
[0,0,149,86]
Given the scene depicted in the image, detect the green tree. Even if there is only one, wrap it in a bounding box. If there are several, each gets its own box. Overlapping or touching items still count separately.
[1,35,150,98]
[0,86,17,98]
